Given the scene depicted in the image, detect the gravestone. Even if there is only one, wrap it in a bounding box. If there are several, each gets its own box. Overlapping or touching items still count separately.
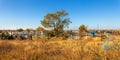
[102,32,113,52]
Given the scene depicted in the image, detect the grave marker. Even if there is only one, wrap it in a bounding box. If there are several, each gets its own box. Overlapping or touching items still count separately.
[102,32,113,52]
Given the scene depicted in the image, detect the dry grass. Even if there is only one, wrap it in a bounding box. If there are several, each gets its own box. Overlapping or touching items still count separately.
[0,37,120,60]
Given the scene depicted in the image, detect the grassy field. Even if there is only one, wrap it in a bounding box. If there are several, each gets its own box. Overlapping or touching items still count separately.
[0,37,120,60]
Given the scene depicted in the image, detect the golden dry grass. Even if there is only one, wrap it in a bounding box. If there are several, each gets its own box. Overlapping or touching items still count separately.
[0,37,120,60]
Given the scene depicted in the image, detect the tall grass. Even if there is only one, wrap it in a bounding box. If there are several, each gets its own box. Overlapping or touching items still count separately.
[0,38,120,60]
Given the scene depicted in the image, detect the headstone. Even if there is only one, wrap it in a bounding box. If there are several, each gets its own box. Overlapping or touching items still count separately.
[102,32,113,51]
[102,41,108,52]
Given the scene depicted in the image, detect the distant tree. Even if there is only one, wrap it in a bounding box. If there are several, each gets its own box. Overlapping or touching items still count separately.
[26,29,31,32]
[41,10,71,37]
[79,25,87,37]
[36,27,44,32]
[79,25,87,32]
[26,28,33,35]
[36,27,45,38]
[25,29,33,40]
[17,28,24,32]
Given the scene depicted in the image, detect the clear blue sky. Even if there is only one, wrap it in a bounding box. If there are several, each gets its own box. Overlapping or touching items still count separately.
[0,0,120,30]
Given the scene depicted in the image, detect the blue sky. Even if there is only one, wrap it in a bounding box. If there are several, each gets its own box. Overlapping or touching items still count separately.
[0,0,120,30]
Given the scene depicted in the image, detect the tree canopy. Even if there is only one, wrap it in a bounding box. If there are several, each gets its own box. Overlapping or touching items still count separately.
[36,27,45,32]
[79,25,87,32]
[17,28,24,32]
[41,10,71,37]
[26,28,33,32]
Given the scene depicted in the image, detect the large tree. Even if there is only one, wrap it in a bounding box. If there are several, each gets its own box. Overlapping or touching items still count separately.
[41,10,71,37]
